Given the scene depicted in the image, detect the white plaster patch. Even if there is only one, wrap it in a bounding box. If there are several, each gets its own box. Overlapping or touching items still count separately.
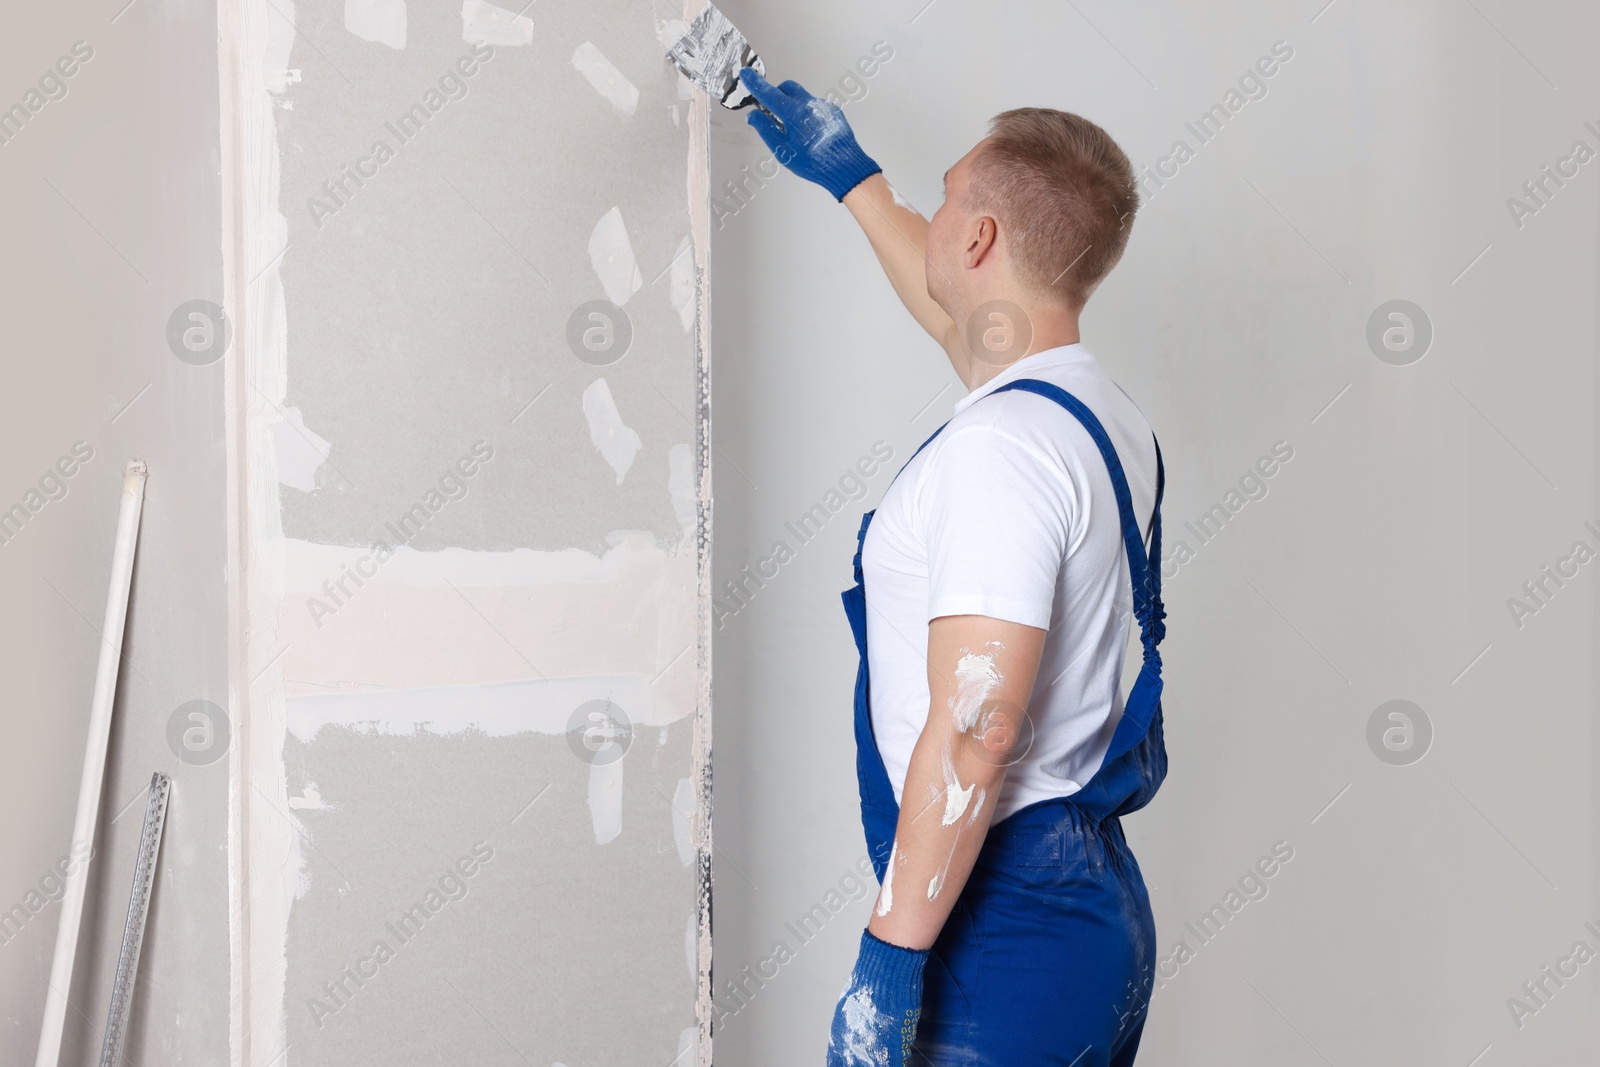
[461,0,533,46]
[588,758,623,845]
[588,206,642,306]
[656,18,689,49]
[582,377,642,484]
[671,776,694,866]
[344,0,406,49]
[287,781,329,810]
[668,443,695,535]
[572,41,639,116]
[676,1025,700,1067]
[286,822,313,903]
[669,234,695,332]
[270,404,331,492]
[274,537,696,713]
[684,914,696,983]
[283,537,661,591]
[285,675,670,742]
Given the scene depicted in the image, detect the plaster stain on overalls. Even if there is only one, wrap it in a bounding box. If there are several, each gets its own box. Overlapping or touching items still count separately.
[842,380,1168,1066]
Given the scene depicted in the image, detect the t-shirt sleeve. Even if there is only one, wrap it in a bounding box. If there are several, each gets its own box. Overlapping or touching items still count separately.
[920,424,1073,630]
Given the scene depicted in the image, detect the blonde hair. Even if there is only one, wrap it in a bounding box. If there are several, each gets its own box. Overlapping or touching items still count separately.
[969,108,1139,308]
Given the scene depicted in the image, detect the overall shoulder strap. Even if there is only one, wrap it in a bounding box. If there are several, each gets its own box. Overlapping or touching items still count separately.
[989,378,1167,676]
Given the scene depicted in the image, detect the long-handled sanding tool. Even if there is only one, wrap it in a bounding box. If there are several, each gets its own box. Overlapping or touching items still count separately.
[34,460,147,1067]
[666,3,770,115]
[97,772,171,1067]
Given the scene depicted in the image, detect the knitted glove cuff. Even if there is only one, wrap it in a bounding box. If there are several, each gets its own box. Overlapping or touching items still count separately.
[855,928,928,994]
[821,141,883,201]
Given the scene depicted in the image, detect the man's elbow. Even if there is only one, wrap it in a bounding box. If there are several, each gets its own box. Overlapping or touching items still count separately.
[959,702,1028,780]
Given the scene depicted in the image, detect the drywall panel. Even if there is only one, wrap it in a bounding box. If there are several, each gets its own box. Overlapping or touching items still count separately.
[712,1,1600,1063]
[0,2,231,1066]
[220,1,711,1064]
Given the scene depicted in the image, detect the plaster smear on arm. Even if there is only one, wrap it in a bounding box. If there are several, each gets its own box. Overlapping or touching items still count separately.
[875,844,898,917]
[939,744,973,827]
[950,649,1002,732]
[938,648,1002,826]
[885,181,917,213]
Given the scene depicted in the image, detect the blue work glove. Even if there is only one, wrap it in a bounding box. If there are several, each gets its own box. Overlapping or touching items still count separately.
[827,928,928,1067]
[740,67,882,201]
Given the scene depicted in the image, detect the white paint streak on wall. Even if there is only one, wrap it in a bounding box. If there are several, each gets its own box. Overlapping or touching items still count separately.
[671,776,694,866]
[588,205,642,306]
[287,782,328,809]
[572,41,640,116]
[588,759,624,844]
[656,19,688,49]
[582,377,642,484]
[224,0,302,1060]
[676,1026,700,1067]
[283,536,664,590]
[275,537,697,705]
[460,0,533,46]
[669,234,695,332]
[286,675,673,741]
[270,404,330,491]
[668,443,694,535]
[683,29,714,1061]
[344,0,406,49]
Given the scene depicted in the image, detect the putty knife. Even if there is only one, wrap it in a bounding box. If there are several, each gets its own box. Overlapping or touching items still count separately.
[666,3,771,116]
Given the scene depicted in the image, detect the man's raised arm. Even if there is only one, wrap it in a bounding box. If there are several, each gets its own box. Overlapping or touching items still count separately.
[740,69,966,377]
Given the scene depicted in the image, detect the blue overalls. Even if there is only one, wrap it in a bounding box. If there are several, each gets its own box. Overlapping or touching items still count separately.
[842,379,1168,1066]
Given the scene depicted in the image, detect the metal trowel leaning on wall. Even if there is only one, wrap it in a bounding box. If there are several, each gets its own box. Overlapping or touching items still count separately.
[665,3,778,123]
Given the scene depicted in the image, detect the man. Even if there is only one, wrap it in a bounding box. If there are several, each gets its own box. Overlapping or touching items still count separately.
[740,70,1169,1066]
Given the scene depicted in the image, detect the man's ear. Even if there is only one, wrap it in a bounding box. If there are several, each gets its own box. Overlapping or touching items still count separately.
[963,216,998,269]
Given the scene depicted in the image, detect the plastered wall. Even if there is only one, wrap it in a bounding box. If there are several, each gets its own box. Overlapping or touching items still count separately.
[222,1,711,1065]
[711,1,1600,1063]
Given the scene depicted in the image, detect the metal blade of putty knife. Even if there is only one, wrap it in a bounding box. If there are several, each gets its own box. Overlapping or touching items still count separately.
[666,3,767,113]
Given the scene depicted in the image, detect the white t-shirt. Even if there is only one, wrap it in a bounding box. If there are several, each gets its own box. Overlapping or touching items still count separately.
[863,343,1159,823]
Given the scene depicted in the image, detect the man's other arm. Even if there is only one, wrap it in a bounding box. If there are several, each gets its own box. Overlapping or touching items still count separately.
[867,613,1045,950]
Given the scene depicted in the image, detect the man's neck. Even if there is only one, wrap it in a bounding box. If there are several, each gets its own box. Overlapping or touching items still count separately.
[962,303,1081,391]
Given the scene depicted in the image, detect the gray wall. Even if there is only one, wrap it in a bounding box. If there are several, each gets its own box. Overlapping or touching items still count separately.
[0,1,231,1065]
[711,1,1600,1063]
